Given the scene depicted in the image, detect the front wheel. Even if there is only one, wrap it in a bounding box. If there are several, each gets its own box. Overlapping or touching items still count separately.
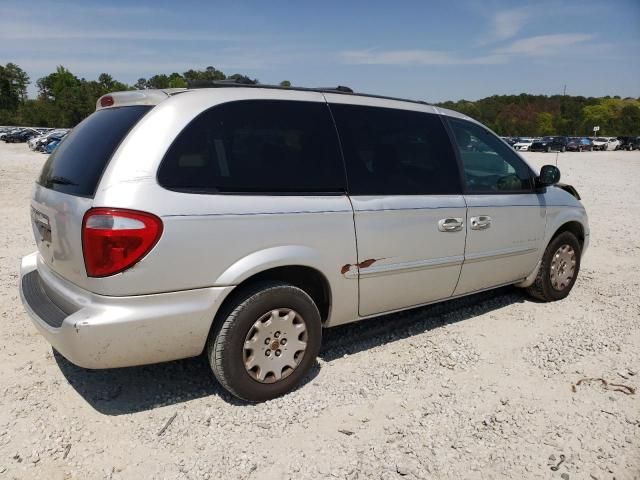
[526,231,581,302]
[207,282,322,402]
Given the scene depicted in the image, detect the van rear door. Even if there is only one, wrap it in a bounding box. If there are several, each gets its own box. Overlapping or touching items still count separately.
[31,106,152,288]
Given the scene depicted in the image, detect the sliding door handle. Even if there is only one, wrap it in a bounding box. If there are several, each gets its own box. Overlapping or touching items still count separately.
[438,218,464,232]
[470,215,492,230]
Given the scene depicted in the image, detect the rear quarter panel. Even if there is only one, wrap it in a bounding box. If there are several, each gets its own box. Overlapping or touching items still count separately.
[90,89,359,326]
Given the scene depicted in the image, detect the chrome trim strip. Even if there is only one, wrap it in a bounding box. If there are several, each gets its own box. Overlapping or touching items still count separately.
[465,247,537,263]
[350,255,464,279]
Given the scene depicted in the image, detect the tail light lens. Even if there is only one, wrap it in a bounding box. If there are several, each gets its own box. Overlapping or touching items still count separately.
[82,208,163,277]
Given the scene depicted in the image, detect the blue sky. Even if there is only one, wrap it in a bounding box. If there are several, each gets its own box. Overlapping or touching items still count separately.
[1,0,638,101]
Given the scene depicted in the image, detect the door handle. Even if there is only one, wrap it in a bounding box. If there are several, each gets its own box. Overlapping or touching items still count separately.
[470,215,492,230]
[438,218,464,232]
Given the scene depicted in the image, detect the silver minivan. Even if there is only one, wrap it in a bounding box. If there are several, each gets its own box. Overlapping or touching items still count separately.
[20,85,589,401]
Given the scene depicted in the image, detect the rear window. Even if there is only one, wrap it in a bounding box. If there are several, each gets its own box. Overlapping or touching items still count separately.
[158,100,346,194]
[37,106,151,197]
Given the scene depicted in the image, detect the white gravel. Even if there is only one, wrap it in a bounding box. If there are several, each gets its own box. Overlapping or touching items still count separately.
[0,143,639,480]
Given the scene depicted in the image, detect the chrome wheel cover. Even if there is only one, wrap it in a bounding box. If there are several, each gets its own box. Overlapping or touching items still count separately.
[550,244,576,291]
[243,309,308,383]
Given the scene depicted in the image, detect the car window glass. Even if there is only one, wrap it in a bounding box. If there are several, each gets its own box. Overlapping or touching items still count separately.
[158,100,346,193]
[330,104,461,195]
[448,118,533,193]
[38,106,151,197]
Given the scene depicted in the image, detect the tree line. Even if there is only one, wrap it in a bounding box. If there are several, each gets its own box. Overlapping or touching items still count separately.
[0,62,638,136]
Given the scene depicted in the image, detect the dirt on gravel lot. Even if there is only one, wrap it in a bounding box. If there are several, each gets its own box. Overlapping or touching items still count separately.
[0,143,638,480]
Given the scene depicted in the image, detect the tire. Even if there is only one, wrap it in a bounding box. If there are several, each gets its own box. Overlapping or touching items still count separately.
[207,281,322,402]
[526,231,581,302]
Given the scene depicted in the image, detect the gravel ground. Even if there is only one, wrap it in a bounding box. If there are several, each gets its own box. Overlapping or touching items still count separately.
[0,143,638,480]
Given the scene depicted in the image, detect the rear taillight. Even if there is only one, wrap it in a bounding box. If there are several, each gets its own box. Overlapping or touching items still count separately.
[82,208,163,277]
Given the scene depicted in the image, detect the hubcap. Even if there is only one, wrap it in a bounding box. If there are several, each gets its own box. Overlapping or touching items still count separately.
[243,309,308,383]
[550,244,576,291]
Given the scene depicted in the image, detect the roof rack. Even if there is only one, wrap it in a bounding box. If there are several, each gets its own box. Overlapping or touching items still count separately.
[186,79,430,107]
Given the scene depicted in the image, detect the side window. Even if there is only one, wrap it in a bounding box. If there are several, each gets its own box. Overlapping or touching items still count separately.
[448,118,533,193]
[330,104,461,195]
[158,100,346,193]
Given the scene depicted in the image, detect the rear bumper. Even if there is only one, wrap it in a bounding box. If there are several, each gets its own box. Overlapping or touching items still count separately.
[19,252,233,369]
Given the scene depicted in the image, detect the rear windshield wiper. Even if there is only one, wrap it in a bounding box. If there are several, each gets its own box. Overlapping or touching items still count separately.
[48,176,78,186]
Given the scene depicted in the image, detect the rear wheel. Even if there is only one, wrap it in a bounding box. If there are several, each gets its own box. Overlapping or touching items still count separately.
[526,231,581,302]
[207,282,322,402]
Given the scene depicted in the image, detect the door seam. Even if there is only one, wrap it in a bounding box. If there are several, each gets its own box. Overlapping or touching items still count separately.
[452,195,469,294]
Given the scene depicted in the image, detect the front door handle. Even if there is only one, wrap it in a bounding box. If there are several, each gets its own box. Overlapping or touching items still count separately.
[470,215,492,230]
[438,218,464,232]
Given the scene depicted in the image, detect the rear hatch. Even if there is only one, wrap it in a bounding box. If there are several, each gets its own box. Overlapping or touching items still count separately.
[31,105,152,288]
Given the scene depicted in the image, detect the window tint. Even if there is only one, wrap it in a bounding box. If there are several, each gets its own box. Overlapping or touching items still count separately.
[38,106,151,197]
[448,118,533,193]
[330,104,461,195]
[158,100,345,194]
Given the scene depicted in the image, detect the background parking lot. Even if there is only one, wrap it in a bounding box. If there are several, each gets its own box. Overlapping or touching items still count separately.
[0,144,638,479]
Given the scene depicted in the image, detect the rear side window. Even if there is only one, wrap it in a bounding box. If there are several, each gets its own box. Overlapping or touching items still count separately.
[38,106,151,197]
[329,104,461,195]
[158,100,346,194]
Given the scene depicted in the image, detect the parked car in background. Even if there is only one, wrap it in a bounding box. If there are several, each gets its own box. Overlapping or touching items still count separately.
[617,136,637,151]
[530,136,569,152]
[602,137,621,151]
[567,137,594,152]
[501,137,519,147]
[19,85,589,401]
[44,139,62,154]
[31,129,69,152]
[0,128,18,141]
[591,137,610,151]
[3,128,40,143]
[513,137,535,151]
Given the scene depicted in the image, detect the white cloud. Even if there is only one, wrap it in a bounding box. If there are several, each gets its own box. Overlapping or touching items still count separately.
[496,33,594,55]
[340,49,506,66]
[489,8,530,42]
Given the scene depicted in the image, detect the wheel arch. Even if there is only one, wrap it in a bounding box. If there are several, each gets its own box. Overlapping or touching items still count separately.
[210,247,334,338]
[550,220,586,250]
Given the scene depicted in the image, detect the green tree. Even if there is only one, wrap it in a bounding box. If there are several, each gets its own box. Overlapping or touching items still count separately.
[535,112,554,136]
[618,103,640,135]
[134,78,148,90]
[0,63,29,111]
[279,80,291,87]
[168,72,187,88]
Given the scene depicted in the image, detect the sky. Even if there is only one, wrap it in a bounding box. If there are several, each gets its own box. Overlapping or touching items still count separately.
[1,0,639,102]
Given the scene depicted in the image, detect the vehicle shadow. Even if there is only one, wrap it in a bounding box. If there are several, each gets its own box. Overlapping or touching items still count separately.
[54,350,322,415]
[55,286,526,414]
[320,286,527,361]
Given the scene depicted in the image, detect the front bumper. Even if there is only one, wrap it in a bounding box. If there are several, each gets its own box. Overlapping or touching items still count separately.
[19,252,233,369]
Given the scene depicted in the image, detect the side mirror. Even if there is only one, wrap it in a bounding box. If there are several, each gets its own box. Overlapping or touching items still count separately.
[537,164,561,187]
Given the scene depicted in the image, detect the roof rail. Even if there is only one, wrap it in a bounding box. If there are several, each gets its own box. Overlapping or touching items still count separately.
[186,79,430,107]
